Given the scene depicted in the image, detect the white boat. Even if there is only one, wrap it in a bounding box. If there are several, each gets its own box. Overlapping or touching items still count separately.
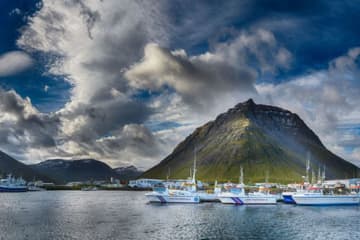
[293,187,360,206]
[218,184,277,205]
[145,185,200,203]
[81,186,98,191]
[146,147,200,204]
[27,186,46,191]
[283,155,322,203]
[0,175,28,192]
[198,180,222,202]
[219,166,277,205]
[293,193,360,206]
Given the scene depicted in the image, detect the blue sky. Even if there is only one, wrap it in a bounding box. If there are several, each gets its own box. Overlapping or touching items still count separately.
[0,0,360,168]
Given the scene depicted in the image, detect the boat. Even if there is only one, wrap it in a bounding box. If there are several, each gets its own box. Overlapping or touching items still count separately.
[27,186,46,191]
[293,187,360,206]
[145,147,200,204]
[145,184,200,203]
[218,184,277,205]
[218,167,277,205]
[198,180,222,202]
[81,186,98,191]
[0,175,28,192]
[282,154,320,203]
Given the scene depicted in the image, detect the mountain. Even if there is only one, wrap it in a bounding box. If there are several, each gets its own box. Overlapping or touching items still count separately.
[0,150,52,182]
[30,159,119,184]
[114,165,143,180]
[142,99,360,183]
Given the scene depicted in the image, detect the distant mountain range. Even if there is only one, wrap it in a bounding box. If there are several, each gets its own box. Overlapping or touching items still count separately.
[0,150,53,182]
[0,151,143,184]
[142,99,360,183]
[29,159,119,184]
[114,166,143,180]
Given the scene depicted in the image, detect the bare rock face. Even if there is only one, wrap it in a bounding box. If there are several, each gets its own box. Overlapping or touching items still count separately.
[142,99,359,183]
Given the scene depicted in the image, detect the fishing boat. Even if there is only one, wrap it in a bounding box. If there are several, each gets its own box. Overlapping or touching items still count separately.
[282,154,325,203]
[293,187,360,206]
[198,180,222,202]
[145,148,200,204]
[145,184,200,203]
[0,175,28,192]
[218,167,277,205]
[218,184,277,205]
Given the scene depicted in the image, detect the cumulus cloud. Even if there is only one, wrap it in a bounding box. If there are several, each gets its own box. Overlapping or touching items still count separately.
[0,89,59,161]
[11,0,170,167]
[5,0,358,169]
[0,51,33,77]
[125,29,290,111]
[13,0,292,168]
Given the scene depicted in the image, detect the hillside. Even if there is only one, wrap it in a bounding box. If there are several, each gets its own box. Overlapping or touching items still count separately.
[114,166,143,180]
[0,150,52,182]
[30,159,119,184]
[142,99,360,183]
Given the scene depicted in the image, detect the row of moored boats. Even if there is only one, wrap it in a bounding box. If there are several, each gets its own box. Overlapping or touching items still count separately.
[146,157,360,206]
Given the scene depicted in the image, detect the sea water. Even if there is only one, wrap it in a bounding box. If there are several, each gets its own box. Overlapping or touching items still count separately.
[0,191,359,240]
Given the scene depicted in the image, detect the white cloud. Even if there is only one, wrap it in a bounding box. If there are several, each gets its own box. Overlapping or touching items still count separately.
[16,3,294,169]
[0,51,33,77]
[14,0,170,167]
[5,0,358,170]
[125,29,290,112]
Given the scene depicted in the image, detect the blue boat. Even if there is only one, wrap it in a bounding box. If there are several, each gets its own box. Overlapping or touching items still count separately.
[282,192,296,203]
[0,175,28,192]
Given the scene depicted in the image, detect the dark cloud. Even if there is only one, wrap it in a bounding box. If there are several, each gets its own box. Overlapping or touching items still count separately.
[0,89,60,161]
[166,0,360,80]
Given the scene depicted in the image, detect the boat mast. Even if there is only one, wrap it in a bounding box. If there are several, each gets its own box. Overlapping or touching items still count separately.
[265,170,269,183]
[322,165,326,183]
[305,152,310,184]
[192,146,197,184]
[166,167,170,181]
[311,169,316,185]
[239,166,244,185]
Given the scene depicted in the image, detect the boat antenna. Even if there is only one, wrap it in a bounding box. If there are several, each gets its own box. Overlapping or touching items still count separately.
[322,165,326,182]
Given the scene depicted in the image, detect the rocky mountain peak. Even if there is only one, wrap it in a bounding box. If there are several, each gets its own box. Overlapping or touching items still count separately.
[143,100,359,182]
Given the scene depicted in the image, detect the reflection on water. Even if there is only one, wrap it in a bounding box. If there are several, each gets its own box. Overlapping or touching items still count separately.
[0,191,359,240]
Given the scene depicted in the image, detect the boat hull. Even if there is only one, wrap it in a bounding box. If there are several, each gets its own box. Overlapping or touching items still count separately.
[293,195,360,206]
[282,192,296,204]
[0,186,28,192]
[146,194,200,203]
[219,195,277,205]
[198,192,219,202]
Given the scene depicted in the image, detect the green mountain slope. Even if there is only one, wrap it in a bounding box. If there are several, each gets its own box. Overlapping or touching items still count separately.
[142,99,359,183]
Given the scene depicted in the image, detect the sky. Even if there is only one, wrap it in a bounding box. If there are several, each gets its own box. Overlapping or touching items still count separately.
[0,0,360,169]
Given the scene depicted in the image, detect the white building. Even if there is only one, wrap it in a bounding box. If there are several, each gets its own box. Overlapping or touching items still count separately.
[324,178,360,188]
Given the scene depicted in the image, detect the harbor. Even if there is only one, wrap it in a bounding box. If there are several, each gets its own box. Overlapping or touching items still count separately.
[0,190,359,240]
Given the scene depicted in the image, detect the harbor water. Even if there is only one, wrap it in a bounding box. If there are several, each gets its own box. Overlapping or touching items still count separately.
[0,191,359,240]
